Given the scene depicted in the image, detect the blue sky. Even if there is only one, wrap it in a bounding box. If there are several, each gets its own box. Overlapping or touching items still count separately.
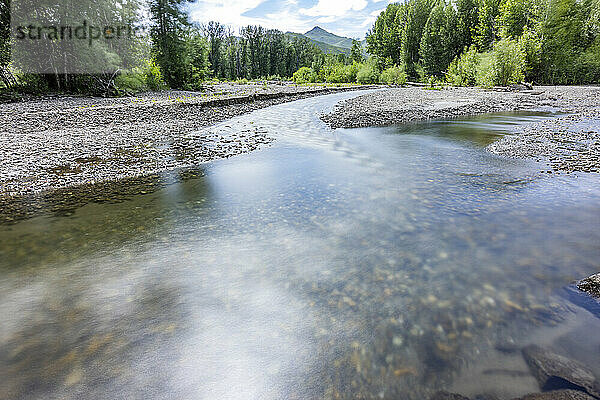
[188,0,394,40]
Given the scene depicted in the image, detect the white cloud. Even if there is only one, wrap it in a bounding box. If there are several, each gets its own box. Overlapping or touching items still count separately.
[299,0,368,17]
[189,0,380,38]
[189,0,267,28]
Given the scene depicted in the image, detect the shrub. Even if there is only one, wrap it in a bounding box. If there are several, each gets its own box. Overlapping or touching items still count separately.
[491,38,526,86]
[574,42,600,83]
[323,63,347,83]
[292,67,315,84]
[475,52,496,88]
[345,62,361,83]
[379,65,407,85]
[447,45,480,86]
[518,26,542,82]
[143,59,166,91]
[357,63,379,84]
[115,68,146,94]
[15,73,50,93]
[474,39,525,87]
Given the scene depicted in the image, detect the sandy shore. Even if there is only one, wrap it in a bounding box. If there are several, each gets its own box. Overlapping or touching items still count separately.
[322,86,600,174]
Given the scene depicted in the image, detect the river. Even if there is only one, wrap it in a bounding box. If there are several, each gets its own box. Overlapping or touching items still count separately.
[1,91,599,400]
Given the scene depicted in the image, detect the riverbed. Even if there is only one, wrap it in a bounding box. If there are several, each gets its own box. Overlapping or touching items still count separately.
[1,92,599,400]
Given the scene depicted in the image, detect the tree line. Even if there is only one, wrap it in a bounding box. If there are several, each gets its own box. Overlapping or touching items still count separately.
[0,0,327,94]
[1,0,598,94]
[366,0,600,85]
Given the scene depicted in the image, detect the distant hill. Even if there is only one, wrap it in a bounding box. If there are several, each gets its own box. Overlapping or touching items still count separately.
[304,26,355,49]
[285,32,350,55]
[286,26,363,56]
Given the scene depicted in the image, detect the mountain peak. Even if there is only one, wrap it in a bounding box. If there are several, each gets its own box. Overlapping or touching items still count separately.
[306,26,328,34]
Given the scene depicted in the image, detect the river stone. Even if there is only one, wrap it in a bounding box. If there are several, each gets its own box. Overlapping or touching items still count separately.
[578,273,600,298]
[430,391,471,400]
[522,345,600,398]
[512,390,596,400]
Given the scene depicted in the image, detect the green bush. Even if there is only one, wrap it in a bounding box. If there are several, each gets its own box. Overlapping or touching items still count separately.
[447,45,480,86]
[379,65,407,85]
[574,42,600,83]
[474,39,525,87]
[14,73,50,93]
[518,27,542,82]
[357,63,379,84]
[115,68,146,94]
[475,52,496,88]
[491,38,526,86]
[292,67,315,84]
[345,62,361,83]
[143,59,166,91]
[323,63,347,83]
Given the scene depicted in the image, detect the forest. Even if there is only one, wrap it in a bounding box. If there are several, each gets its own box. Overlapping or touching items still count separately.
[0,0,599,95]
[366,0,600,85]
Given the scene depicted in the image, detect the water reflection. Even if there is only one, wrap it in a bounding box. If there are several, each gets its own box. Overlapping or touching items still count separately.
[1,93,599,400]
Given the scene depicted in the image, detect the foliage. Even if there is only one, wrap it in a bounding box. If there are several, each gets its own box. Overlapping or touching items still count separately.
[292,67,314,84]
[420,2,460,77]
[350,40,364,63]
[356,62,379,84]
[518,26,542,81]
[379,65,407,85]
[148,0,193,89]
[0,0,9,69]
[402,0,438,78]
[367,0,600,85]
[475,52,496,87]
[474,0,502,49]
[447,45,480,86]
[143,60,166,91]
[490,37,526,86]
[115,69,146,94]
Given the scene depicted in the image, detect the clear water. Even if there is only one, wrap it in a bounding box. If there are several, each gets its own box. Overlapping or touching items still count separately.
[1,92,600,400]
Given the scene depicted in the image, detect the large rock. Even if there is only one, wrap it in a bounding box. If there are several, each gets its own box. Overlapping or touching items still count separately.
[578,273,600,298]
[522,345,600,399]
[512,390,596,400]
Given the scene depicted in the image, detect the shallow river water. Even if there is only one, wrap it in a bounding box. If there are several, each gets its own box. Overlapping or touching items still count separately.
[1,91,600,400]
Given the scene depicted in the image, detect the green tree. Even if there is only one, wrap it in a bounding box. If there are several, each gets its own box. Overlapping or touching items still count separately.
[538,0,591,83]
[202,21,227,77]
[499,0,533,38]
[402,0,437,78]
[420,1,460,77]
[447,45,480,86]
[350,40,364,63]
[185,25,210,87]
[474,0,502,49]
[149,0,194,88]
[456,0,479,49]
[366,3,405,65]
[491,37,525,85]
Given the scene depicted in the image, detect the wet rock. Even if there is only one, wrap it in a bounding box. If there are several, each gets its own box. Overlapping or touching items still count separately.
[430,391,471,400]
[578,274,600,299]
[562,285,600,319]
[495,339,521,354]
[522,345,600,398]
[512,390,596,400]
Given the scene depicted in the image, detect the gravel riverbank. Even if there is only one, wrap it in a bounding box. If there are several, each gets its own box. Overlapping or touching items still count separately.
[322,86,600,174]
[2,84,599,224]
[0,83,374,223]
